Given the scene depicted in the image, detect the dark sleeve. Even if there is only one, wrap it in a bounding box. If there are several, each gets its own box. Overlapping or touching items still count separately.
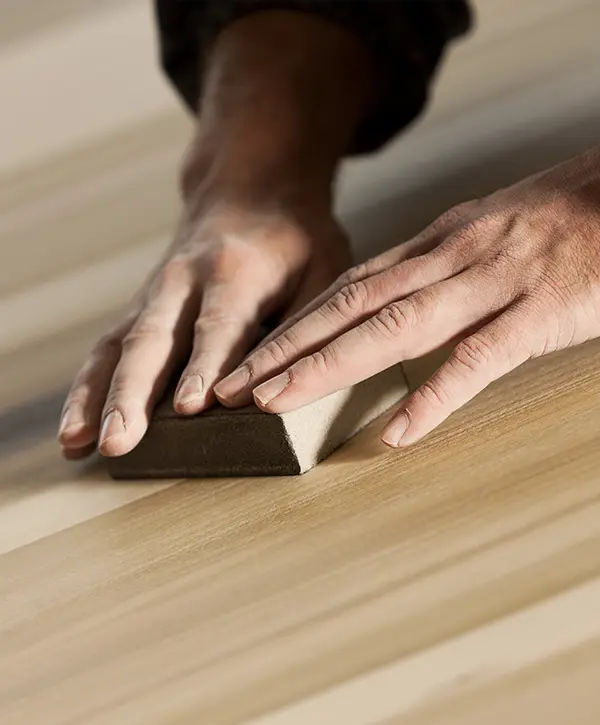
[155,1,472,154]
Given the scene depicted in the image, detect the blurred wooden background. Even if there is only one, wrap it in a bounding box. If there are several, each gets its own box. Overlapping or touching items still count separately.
[1,1,600,723]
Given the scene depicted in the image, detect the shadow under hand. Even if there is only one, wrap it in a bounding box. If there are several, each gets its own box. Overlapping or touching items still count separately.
[0,386,164,508]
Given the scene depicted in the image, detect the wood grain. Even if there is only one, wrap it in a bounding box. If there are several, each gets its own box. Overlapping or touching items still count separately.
[1,1,600,723]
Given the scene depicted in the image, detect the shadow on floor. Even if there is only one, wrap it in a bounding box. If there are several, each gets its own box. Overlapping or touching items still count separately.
[0,387,67,458]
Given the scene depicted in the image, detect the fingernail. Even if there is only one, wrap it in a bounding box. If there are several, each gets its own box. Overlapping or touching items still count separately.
[100,409,126,445]
[214,366,251,401]
[381,412,410,448]
[175,374,204,405]
[253,372,291,408]
[58,405,84,439]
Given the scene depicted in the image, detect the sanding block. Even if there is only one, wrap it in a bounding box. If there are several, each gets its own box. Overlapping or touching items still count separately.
[107,363,410,478]
[106,345,451,479]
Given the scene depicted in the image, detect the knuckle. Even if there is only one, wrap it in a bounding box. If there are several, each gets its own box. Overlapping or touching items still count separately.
[454,212,503,247]
[429,200,476,236]
[415,380,448,408]
[260,333,297,366]
[122,320,164,349]
[156,257,192,290]
[453,199,478,216]
[438,203,469,228]
[336,269,354,287]
[205,240,247,281]
[337,261,373,286]
[370,301,418,338]
[303,347,336,377]
[453,334,495,373]
[453,220,480,248]
[193,311,238,334]
[328,281,369,317]
[387,256,429,284]
[191,317,213,337]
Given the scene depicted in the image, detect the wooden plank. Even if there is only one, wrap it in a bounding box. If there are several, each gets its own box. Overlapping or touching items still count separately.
[2,1,600,723]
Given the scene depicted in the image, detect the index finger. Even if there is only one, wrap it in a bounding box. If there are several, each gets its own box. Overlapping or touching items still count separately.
[252,269,508,413]
[214,226,466,407]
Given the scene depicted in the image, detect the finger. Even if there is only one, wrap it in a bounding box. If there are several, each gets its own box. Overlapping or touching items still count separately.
[215,233,472,407]
[252,201,472,351]
[173,276,270,414]
[58,319,132,453]
[99,260,197,457]
[251,266,512,414]
[172,236,300,413]
[381,302,534,447]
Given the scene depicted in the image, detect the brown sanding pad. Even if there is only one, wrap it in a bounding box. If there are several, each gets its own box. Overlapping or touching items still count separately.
[107,363,410,479]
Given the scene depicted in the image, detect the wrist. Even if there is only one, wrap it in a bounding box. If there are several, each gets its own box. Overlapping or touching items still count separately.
[180,127,336,216]
[181,10,374,208]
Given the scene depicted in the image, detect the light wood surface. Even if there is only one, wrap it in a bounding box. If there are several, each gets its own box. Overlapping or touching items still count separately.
[1,1,600,723]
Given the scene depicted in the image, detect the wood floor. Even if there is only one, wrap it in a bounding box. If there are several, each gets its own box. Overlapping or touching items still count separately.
[1,1,600,723]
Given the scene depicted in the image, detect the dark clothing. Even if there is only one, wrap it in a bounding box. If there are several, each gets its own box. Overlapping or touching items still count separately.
[155,0,472,154]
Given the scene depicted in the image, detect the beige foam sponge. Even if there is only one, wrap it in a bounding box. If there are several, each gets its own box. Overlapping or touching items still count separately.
[107,348,449,479]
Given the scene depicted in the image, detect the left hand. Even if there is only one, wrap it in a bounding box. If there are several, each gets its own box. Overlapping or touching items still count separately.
[214,147,600,447]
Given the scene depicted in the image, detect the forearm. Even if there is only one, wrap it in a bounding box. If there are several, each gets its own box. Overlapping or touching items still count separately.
[181,11,375,205]
[157,0,472,160]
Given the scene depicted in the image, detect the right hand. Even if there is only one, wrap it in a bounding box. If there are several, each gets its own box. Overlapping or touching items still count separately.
[58,183,351,459]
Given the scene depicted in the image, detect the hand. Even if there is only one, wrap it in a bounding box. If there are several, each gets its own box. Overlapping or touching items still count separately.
[215,147,600,447]
[57,8,372,459]
[58,189,351,459]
